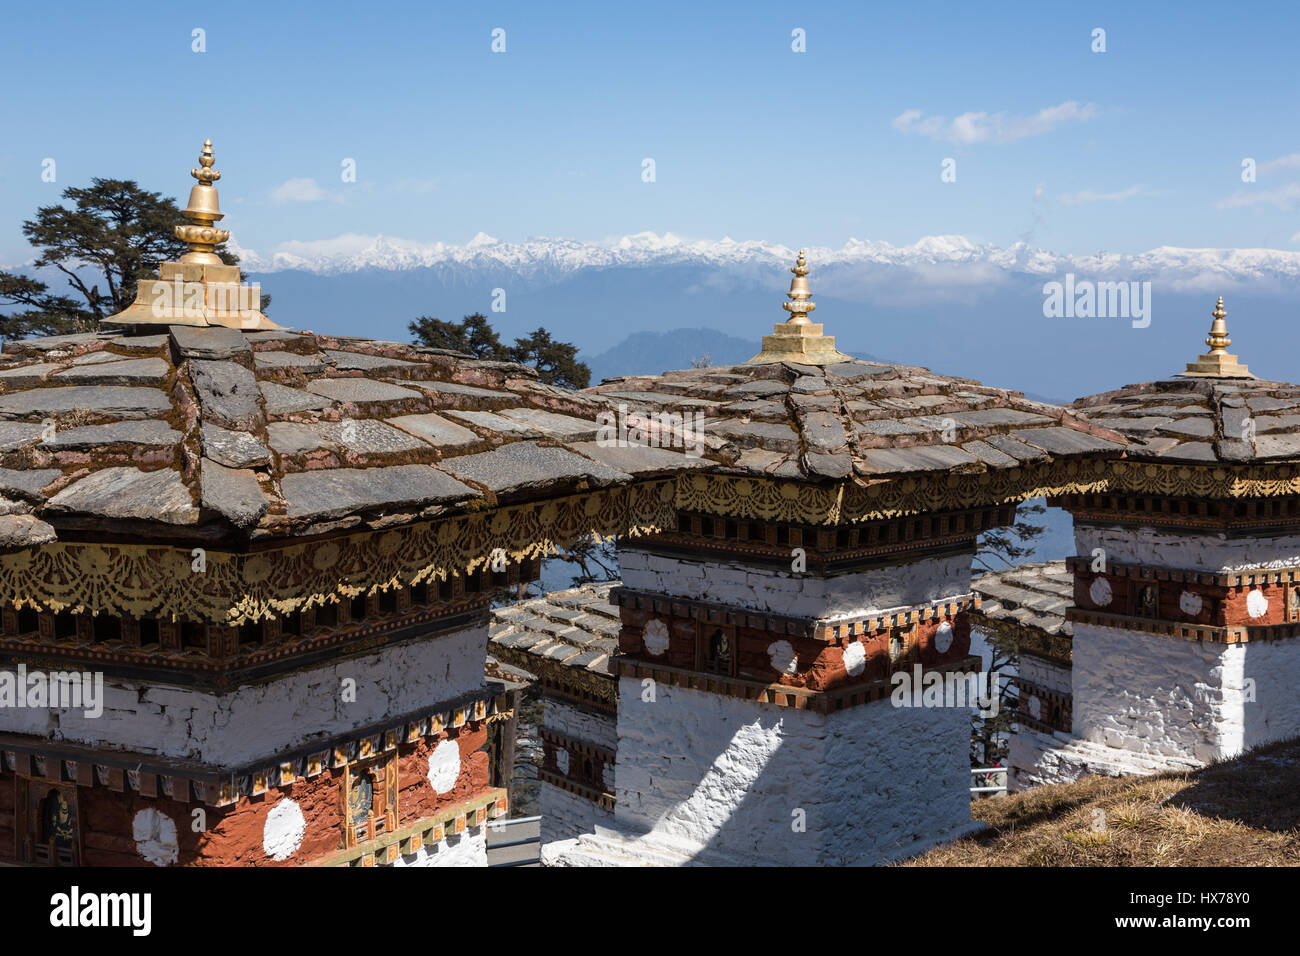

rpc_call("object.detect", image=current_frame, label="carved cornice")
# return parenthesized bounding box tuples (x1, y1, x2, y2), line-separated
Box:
(674, 460, 1112, 525)
(0, 480, 675, 625)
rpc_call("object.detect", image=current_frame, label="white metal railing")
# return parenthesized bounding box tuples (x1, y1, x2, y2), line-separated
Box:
(486, 815, 542, 867)
(969, 766, 1008, 796)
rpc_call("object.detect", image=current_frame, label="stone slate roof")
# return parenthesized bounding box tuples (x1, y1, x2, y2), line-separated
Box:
(489, 582, 621, 679)
(0, 327, 698, 547)
(1070, 376, 1300, 464)
(971, 561, 1072, 638)
(484, 653, 535, 692)
(589, 359, 1126, 482)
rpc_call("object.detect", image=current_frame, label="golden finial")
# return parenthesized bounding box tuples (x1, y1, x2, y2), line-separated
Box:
(1180, 295, 1254, 378)
(101, 140, 283, 331)
(781, 249, 817, 325)
(176, 138, 230, 265)
(748, 248, 850, 365)
(1205, 296, 1230, 352)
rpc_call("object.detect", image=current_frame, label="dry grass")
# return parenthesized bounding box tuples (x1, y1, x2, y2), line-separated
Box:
(905, 737, 1300, 867)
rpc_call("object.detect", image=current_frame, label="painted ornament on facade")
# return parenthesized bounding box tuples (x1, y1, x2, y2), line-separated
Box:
(263, 798, 306, 861)
(1179, 591, 1203, 617)
(642, 618, 670, 657)
(934, 621, 954, 654)
(1247, 588, 1268, 618)
(767, 640, 798, 676)
(555, 748, 570, 775)
(427, 738, 461, 794)
(1028, 695, 1042, 720)
(842, 640, 866, 676)
(132, 808, 179, 867)
(1088, 577, 1112, 607)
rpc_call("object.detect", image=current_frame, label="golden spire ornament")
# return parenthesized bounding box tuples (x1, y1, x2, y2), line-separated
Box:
(176, 139, 230, 265)
(101, 139, 282, 331)
(781, 250, 816, 324)
(1179, 296, 1254, 378)
(748, 249, 851, 365)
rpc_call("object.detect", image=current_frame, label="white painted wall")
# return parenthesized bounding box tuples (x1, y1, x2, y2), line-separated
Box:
(0, 624, 487, 766)
(545, 698, 618, 752)
(1075, 523, 1300, 572)
(598, 676, 972, 866)
(618, 547, 972, 622)
(1072, 622, 1300, 762)
(1020, 653, 1071, 694)
(541, 780, 614, 844)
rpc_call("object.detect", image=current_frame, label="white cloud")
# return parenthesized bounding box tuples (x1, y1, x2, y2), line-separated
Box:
(1260, 153, 1300, 174)
(272, 177, 329, 203)
(891, 100, 1097, 145)
(1059, 185, 1146, 206)
(1216, 183, 1300, 210)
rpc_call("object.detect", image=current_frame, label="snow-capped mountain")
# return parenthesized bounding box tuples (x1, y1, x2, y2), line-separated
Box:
(9, 232, 1300, 400)
(232, 231, 1300, 291)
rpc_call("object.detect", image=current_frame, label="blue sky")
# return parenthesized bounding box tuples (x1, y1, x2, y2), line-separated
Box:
(2, 0, 1299, 264)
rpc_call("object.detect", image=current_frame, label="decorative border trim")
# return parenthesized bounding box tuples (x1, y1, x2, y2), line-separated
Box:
(1067, 607, 1300, 645)
(489, 646, 615, 711)
(1065, 554, 1300, 589)
(674, 461, 1112, 525)
(0, 480, 675, 625)
(1014, 675, 1072, 735)
(538, 768, 615, 811)
(0, 685, 509, 807)
(314, 789, 508, 867)
(613, 586, 978, 643)
(972, 613, 1073, 664)
(613, 655, 982, 714)
(645, 503, 1014, 570)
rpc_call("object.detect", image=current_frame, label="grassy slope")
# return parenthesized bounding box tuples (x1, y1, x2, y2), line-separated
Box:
(906, 737, 1300, 866)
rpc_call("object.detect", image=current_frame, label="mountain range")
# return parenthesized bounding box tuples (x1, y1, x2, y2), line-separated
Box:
(11, 232, 1300, 400)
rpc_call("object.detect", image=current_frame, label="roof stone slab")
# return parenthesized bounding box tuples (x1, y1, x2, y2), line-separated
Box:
(972, 561, 1073, 643)
(52, 357, 171, 386)
(0, 321, 1135, 547)
(280, 464, 478, 521)
(489, 582, 622, 696)
(0, 385, 172, 420)
(46, 466, 198, 526)
(1071, 376, 1300, 465)
(590, 358, 1126, 484)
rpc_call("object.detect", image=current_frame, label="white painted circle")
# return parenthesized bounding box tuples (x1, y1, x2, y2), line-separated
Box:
(555, 748, 570, 776)
(1247, 589, 1268, 618)
(427, 739, 461, 794)
(934, 621, 954, 654)
(132, 808, 179, 867)
(1028, 695, 1042, 720)
(263, 798, 306, 862)
(1179, 590, 1203, 617)
(767, 639, 798, 675)
(843, 641, 866, 676)
(1089, 577, 1113, 607)
(642, 618, 669, 657)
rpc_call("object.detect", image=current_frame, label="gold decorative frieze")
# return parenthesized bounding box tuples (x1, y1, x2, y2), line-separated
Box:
(674, 458, 1300, 533)
(0, 481, 674, 624)
(674, 460, 1112, 526)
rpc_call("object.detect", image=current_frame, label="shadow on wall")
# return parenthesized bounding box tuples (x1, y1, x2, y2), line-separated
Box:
(613, 681, 971, 866)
